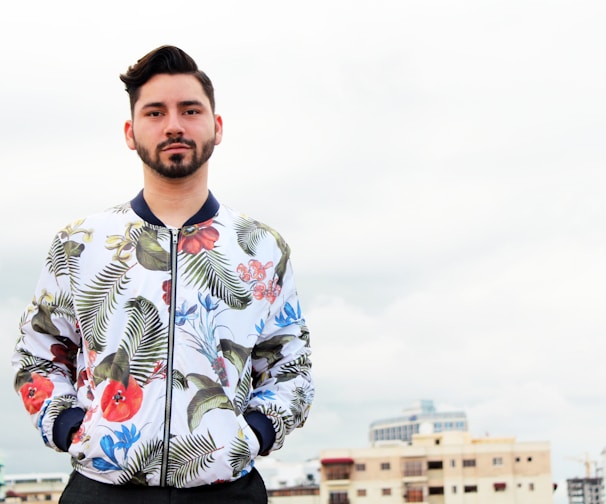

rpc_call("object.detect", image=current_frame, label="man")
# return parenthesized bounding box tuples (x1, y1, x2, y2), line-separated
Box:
(12, 45, 313, 504)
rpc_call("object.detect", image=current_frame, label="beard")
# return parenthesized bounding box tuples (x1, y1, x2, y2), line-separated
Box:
(135, 136, 216, 179)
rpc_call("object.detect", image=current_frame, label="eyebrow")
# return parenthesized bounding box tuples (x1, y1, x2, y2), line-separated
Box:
(140, 100, 206, 110)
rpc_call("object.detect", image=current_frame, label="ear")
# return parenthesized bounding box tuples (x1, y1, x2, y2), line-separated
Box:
(124, 120, 136, 151)
(214, 114, 223, 146)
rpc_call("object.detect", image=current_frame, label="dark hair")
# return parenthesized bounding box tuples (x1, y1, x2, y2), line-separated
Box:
(120, 45, 215, 113)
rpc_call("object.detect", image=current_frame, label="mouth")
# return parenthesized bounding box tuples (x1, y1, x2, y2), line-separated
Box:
(162, 143, 191, 153)
(159, 138, 196, 153)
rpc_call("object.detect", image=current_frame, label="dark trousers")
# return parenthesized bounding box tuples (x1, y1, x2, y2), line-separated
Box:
(59, 469, 268, 504)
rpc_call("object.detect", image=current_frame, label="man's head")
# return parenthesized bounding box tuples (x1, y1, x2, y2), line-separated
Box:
(122, 46, 222, 180)
(120, 45, 216, 115)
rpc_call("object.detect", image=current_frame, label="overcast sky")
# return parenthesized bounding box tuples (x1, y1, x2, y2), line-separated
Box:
(1, 1, 605, 502)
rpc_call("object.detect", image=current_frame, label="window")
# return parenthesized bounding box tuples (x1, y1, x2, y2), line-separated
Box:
(382, 488, 392, 496)
(493, 457, 503, 466)
(452, 486, 457, 494)
(380, 462, 391, 471)
(355, 463, 366, 471)
(494, 482, 506, 492)
(404, 461, 423, 477)
(527, 457, 533, 462)
(324, 465, 351, 480)
(268, 488, 319, 497)
(428, 486, 444, 495)
(357, 489, 367, 497)
(427, 460, 443, 470)
(450, 459, 456, 468)
(405, 487, 424, 502)
(463, 459, 476, 467)
(464, 485, 478, 493)
(515, 457, 520, 462)
(329, 492, 349, 504)
(529, 483, 534, 491)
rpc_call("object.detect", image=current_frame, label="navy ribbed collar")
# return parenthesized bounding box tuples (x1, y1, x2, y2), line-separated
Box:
(130, 189, 220, 228)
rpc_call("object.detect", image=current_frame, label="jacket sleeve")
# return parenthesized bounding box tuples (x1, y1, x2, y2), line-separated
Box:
(12, 232, 85, 451)
(248, 257, 314, 454)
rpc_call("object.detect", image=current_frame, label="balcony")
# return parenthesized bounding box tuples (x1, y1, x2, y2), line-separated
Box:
(322, 458, 354, 482)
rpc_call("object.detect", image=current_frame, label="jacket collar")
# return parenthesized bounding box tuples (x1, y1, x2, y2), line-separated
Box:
(130, 189, 220, 227)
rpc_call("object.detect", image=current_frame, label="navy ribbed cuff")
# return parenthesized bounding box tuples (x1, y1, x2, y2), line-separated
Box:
(245, 411, 276, 456)
(52, 407, 86, 452)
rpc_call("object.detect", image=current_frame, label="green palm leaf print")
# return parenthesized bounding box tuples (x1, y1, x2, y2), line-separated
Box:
(228, 434, 251, 477)
(166, 433, 220, 487)
(77, 262, 132, 352)
(181, 249, 250, 309)
(121, 297, 168, 386)
(116, 439, 163, 485)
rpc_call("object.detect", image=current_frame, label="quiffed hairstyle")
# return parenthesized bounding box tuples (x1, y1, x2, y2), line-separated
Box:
(120, 45, 216, 113)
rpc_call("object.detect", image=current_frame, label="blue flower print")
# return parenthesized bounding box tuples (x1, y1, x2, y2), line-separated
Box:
(275, 302, 303, 327)
(175, 302, 198, 326)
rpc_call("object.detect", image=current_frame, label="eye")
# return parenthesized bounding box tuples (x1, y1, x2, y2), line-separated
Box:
(184, 109, 200, 116)
(146, 111, 163, 117)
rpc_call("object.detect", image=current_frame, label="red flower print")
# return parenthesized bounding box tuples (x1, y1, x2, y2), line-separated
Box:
(100, 376, 143, 422)
(237, 263, 252, 282)
(77, 369, 88, 389)
(266, 279, 281, 304)
(237, 260, 273, 283)
(162, 279, 172, 305)
(249, 260, 273, 281)
(253, 282, 266, 301)
(51, 337, 79, 381)
(212, 356, 229, 386)
(178, 219, 220, 255)
(145, 361, 167, 385)
(20, 373, 54, 414)
(252, 279, 282, 304)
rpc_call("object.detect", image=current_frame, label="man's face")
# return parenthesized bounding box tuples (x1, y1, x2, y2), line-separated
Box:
(124, 73, 222, 179)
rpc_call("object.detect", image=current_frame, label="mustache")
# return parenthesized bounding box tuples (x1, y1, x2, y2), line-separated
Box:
(157, 137, 197, 150)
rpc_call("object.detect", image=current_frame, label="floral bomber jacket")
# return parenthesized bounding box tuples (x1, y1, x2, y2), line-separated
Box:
(12, 191, 313, 488)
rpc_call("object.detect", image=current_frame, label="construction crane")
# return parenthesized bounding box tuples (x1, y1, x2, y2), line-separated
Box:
(567, 453, 598, 478)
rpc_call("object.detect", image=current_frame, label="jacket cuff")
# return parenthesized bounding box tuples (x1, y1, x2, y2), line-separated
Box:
(245, 411, 276, 456)
(52, 407, 86, 452)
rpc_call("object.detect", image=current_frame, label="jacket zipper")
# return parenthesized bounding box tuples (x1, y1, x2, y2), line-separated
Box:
(160, 228, 179, 486)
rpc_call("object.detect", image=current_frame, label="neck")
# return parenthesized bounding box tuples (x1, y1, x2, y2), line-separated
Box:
(142, 165, 210, 228)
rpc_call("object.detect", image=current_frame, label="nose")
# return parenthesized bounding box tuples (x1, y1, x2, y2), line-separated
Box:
(164, 112, 184, 137)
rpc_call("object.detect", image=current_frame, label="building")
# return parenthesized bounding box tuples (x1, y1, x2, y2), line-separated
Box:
(256, 458, 321, 504)
(267, 485, 320, 504)
(370, 400, 468, 446)
(321, 431, 554, 503)
(4, 473, 69, 503)
(567, 477, 602, 504)
(0, 458, 4, 501)
(565, 451, 603, 504)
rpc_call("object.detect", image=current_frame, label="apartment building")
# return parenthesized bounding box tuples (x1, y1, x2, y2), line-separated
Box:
(567, 477, 603, 504)
(370, 400, 468, 446)
(320, 431, 554, 504)
(4, 473, 69, 503)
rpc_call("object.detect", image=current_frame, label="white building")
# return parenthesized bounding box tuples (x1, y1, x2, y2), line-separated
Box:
(256, 458, 320, 504)
(370, 400, 468, 446)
